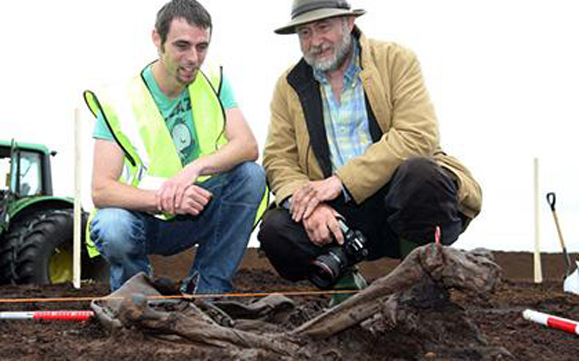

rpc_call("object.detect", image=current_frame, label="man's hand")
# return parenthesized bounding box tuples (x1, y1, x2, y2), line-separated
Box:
(156, 164, 201, 214)
(302, 204, 344, 246)
(291, 175, 343, 222)
(173, 185, 212, 216)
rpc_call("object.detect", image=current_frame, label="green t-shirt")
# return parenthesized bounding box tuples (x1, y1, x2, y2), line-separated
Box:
(93, 65, 238, 166)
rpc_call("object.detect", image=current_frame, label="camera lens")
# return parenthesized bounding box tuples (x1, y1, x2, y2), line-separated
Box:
(306, 220, 369, 290)
(307, 249, 347, 289)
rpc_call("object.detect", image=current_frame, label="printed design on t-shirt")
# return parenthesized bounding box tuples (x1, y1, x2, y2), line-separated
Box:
(167, 96, 196, 163)
(171, 118, 194, 161)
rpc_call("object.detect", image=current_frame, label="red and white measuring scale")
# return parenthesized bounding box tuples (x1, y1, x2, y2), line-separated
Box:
(0, 310, 93, 321)
(523, 309, 579, 336)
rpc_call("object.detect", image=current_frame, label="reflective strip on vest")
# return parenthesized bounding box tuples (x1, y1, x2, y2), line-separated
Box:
(85, 210, 99, 258)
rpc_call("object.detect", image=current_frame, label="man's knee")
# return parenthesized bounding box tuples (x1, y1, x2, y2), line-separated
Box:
(90, 208, 146, 260)
(231, 162, 266, 199)
(386, 157, 462, 245)
(397, 157, 440, 183)
(257, 208, 287, 252)
(235, 162, 265, 184)
(390, 157, 457, 197)
(258, 209, 311, 281)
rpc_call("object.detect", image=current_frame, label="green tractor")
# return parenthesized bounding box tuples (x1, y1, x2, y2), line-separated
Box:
(0, 139, 107, 285)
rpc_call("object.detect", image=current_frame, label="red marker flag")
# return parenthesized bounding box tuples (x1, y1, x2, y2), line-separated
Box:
(523, 309, 579, 335)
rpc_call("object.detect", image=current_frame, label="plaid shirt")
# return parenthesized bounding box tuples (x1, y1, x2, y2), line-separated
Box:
(313, 40, 372, 171)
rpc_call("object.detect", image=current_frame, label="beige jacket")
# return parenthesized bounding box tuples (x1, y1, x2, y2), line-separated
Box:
(263, 28, 482, 219)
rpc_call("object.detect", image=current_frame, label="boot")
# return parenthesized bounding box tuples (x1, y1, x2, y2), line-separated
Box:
(328, 268, 368, 308)
(399, 238, 420, 259)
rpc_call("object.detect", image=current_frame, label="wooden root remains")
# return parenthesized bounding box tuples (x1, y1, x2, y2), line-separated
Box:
(91, 245, 503, 358)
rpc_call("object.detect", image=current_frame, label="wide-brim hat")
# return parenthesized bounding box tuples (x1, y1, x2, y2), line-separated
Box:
(275, 0, 366, 35)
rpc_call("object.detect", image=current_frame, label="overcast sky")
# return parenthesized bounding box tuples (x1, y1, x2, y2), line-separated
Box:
(2, 0, 578, 252)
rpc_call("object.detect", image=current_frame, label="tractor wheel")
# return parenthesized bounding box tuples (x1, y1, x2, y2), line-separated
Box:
(0, 214, 37, 284)
(0, 221, 25, 284)
(3, 209, 84, 284)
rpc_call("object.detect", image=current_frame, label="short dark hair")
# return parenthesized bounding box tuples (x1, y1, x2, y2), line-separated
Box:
(155, 0, 212, 45)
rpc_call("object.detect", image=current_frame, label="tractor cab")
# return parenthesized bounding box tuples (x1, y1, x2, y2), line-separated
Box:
(0, 140, 54, 199)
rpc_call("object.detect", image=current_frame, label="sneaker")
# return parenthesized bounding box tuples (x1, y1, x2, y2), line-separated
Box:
(180, 272, 200, 295)
(328, 268, 368, 308)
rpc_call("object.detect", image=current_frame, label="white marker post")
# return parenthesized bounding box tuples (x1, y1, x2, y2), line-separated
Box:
(533, 158, 542, 283)
(73, 108, 82, 289)
(0, 311, 93, 322)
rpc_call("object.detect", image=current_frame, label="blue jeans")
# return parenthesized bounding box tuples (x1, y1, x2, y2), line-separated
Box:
(90, 162, 266, 293)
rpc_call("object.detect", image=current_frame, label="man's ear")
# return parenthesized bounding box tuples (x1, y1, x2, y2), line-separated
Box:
(347, 16, 356, 32)
(152, 29, 161, 49)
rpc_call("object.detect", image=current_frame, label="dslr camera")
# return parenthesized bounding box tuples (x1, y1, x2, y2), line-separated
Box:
(307, 218, 369, 290)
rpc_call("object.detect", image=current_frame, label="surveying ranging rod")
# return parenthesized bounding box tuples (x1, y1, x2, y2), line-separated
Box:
(523, 309, 579, 335)
(0, 310, 93, 321)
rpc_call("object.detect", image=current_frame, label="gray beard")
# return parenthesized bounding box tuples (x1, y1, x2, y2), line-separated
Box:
(305, 31, 353, 73)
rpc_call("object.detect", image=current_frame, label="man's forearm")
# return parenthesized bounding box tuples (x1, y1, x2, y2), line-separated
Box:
(190, 138, 258, 177)
(92, 180, 158, 212)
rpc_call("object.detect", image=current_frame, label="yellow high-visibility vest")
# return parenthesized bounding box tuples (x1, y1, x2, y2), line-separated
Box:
(84, 66, 227, 189)
(83, 65, 267, 257)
